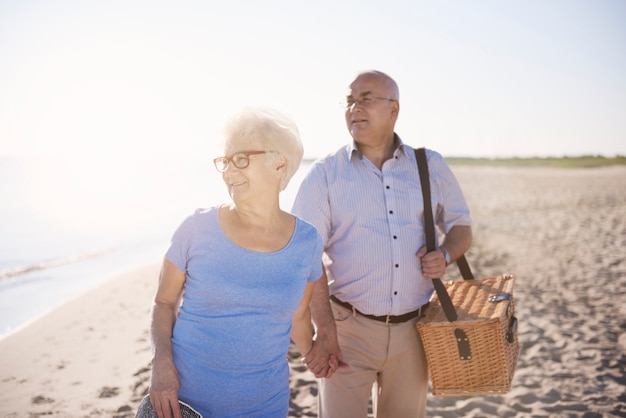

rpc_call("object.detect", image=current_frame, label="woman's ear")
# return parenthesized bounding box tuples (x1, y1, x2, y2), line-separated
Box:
(276, 154, 287, 171)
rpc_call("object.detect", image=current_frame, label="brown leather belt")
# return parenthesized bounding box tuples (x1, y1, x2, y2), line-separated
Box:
(330, 295, 429, 325)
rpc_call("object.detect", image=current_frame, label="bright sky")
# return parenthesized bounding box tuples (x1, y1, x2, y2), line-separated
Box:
(1, 0, 625, 159)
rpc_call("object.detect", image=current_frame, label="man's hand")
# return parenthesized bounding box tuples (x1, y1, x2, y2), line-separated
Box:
(417, 247, 447, 279)
(417, 225, 473, 279)
(303, 334, 349, 378)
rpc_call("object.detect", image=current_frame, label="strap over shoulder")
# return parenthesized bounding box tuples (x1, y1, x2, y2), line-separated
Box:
(414, 147, 474, 322)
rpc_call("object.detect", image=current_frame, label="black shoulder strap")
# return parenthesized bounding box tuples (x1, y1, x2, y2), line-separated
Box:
(415, 147, 474, 322)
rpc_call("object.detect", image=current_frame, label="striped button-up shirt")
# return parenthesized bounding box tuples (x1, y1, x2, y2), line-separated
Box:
(292, 137, 472, 316)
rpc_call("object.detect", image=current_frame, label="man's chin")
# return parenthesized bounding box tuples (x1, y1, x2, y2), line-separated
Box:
(350, 125, 367, 138)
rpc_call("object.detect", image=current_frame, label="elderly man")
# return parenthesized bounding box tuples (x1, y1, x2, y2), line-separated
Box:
(294, 70, 472, 417)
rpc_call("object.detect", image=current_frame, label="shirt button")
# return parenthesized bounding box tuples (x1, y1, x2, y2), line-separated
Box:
(393, 235, 397, 239)
(395, 264, 399, 268)
(386, 185, 390, 189)
(389, 210, 393, 214)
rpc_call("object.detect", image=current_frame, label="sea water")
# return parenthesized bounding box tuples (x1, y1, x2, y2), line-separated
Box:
(0, 156, 308, 339)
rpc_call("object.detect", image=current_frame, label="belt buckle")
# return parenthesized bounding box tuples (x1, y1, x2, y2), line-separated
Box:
(385, 314, 391, 325)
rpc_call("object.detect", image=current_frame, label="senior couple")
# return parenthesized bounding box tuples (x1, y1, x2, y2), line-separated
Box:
(142, 70, 472, 418)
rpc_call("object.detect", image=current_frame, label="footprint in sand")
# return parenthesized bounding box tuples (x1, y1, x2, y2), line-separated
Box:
(32, 395, 54, 404)
(98, 386, 120, 398)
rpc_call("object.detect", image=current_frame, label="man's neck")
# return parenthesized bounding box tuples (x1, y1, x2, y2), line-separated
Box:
(355, 133, 398, 169)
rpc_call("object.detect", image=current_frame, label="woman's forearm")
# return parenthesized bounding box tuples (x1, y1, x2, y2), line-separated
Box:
(291, 306, 313, 356)
(150, 301, 178, 362)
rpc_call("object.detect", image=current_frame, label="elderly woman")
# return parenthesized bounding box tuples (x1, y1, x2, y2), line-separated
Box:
(146, 108, 324, 417)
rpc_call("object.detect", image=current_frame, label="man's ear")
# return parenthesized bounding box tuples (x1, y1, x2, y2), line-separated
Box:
(391, 100, 400, 115)
(390, 101, 400, 122)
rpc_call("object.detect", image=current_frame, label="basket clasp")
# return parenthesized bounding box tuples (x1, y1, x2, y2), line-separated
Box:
(454, 328, 472, 360)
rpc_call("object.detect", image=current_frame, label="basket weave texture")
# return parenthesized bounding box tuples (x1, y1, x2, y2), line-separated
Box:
(416, 275, 520, 396)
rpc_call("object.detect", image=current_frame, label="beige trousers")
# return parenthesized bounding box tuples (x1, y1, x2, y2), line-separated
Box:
(318, 301, 428, 418)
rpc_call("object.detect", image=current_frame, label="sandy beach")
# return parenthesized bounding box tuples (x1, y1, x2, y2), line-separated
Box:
(1, 165, 625, 417)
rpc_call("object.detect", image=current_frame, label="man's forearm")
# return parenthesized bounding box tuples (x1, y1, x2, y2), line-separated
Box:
(310, 267, 337, 340)
(441, 225, 473, 262)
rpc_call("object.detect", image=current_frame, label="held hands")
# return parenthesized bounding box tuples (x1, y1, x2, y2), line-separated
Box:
(302, 336, 349, 378)
(417, 246, 447, 279)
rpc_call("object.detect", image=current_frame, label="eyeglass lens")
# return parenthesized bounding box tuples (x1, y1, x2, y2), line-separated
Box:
(214, 153, 256, 172)
(231, 154, 250, 169)
(342, 96, 394, 109)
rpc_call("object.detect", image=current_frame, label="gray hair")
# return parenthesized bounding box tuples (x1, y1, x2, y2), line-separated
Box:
(223, 107, 304, 191)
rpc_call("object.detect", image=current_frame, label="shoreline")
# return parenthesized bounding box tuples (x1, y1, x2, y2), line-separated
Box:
(0, 237, 169, 341)
(0, 264, 159, 418)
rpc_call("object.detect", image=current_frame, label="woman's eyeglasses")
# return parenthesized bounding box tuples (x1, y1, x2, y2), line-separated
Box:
(213, 151, 268, 173)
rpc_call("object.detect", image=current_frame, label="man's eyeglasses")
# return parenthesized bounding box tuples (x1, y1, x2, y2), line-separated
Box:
(213, 151, 268, 173)
(341, 96, 396, 110)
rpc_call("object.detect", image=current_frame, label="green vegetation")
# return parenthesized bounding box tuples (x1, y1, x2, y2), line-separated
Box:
(446, 155, 626, 168)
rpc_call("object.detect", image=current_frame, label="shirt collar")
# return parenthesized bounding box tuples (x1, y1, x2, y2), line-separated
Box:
(348, 133, 408, 162)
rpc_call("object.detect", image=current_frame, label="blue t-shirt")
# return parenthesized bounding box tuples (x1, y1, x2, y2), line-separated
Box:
(165, 206, 322, 417)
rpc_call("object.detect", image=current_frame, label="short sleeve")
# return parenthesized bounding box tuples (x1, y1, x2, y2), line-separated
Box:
(165, 213, 196, 272)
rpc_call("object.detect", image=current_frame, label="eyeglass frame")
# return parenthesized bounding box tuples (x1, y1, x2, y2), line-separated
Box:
(341, 96, 397, 110)
(213, 151, 269, 173)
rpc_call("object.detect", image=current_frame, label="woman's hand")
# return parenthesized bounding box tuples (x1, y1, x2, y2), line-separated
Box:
(303, 335, 349, 378)
(149, 259, 186, 418)
(149, 356, 182, 418)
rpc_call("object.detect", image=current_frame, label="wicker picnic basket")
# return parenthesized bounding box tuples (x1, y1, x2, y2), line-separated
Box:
(415, 274, 520, 396)
(414, 147, 520, 396)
